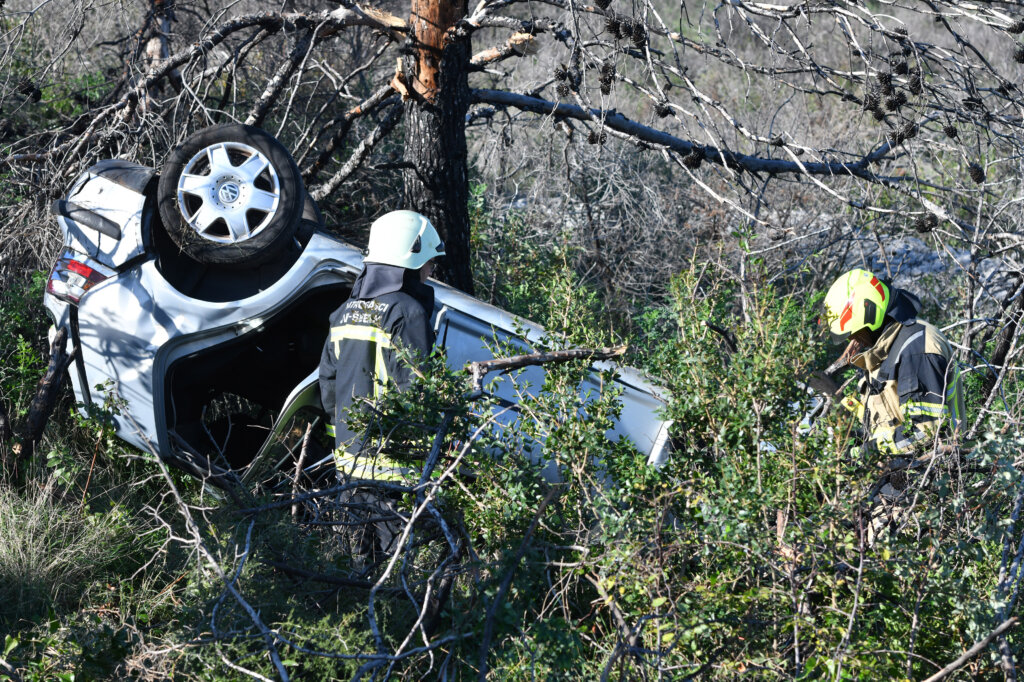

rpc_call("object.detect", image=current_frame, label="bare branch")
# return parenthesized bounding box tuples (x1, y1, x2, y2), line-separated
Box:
(922, 618, 1019, 682)
(468, 344, 627, 392)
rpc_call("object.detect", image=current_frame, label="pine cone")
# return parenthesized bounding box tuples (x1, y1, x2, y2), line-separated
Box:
(908, 70, 922, 95)
(654, 102, 671, 118)
(683, 149, 703, 169)
(914, 214, 938, 233)
(605, 17, 621, 36)
(1009, 19, 1024, 34)
(968, 163, 985, 184)
(556, 83, 571, 98)
(631, 22, 647, 47)
(595, 0, 612, 9)
(16, 78, 41, 103)
(943, 124, 958, 138)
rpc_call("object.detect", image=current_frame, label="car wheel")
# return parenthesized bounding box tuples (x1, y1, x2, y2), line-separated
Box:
(157, 124, 303, 266)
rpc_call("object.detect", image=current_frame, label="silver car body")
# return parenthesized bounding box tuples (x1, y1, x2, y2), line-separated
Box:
(44, 160, 673, 479)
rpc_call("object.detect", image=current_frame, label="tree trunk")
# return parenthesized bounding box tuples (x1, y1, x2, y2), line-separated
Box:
(403, 0, 474, 294)
(139, 0, 182, 108)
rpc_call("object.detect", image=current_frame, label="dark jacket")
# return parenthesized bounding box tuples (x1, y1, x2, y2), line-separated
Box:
(319, 263, 435, 452)
(851, 288, 964, 453)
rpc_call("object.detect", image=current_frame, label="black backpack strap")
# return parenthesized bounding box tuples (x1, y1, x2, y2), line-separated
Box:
(876, 321, 923, 383)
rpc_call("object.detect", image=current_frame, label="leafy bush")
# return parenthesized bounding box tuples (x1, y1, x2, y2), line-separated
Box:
(1, 249, 1021, 681)
(0, 273, 50, 423)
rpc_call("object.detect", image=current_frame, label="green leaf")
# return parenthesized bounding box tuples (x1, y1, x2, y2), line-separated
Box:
(3, 635, 17, 657)
(651, 596, 668, 609)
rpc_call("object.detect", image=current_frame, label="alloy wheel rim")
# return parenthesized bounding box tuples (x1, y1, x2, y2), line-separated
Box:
(176, 141, 281, 244)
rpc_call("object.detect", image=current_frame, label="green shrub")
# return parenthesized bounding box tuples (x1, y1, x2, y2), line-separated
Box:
(0, 272, 49, 423)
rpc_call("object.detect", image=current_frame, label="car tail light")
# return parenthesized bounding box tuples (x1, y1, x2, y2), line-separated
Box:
(46, 248, 115, 303)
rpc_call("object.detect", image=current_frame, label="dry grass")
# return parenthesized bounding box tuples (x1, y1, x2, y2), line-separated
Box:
(0, 482, 130, 627)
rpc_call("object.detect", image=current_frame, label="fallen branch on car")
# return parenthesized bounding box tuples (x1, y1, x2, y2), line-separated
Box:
(468, 344, 628, 393)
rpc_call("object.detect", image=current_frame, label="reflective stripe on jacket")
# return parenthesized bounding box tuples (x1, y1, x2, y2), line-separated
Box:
(318, 264, 435, 461)
(851, 314, 964, 454)
(330, 323, 393, 399)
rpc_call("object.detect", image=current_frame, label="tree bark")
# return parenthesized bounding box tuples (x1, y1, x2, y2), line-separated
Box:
(16, 327, 74, 480)
(142, 0, 182, 102)
(403, 0, 474, 294)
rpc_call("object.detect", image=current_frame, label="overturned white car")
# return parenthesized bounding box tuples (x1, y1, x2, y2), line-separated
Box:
(42, 125, 672, 486)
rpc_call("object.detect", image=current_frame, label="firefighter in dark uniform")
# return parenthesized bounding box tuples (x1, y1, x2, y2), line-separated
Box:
(319, 209, 445, 482)
(823, 268, 964, 455)
(822, 268, 965, 543)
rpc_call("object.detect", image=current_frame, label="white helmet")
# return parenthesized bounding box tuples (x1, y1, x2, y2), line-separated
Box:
(364, 210, 446, 270)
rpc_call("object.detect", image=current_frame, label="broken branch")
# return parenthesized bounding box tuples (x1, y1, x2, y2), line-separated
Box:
(468, 344, 627, 392)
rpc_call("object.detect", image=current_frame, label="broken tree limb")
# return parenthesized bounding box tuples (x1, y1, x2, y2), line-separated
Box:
(64, 8, 408, 162)
(467, 344, 627, 393)
(470, 33, 538, 67)
(17, 327, 75, 472)
(472, 88, 888, 180)
(244, 28, 316, 128)
(922, 617, 1018, 682)
(301, 83, 397, 181)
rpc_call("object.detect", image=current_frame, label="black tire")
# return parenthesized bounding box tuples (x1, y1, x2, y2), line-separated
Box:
(157, 124, 303, 266)
(302, 190, 324, 227)
(296, 190, 324, 245)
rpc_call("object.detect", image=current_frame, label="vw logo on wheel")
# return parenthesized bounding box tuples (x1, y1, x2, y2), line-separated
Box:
(218, 182, 241, 204)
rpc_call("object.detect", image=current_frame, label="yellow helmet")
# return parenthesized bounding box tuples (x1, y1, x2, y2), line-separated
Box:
(822, 269, 890, 344)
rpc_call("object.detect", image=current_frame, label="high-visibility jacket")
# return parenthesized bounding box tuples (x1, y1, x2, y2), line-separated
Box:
(849, 288, 964, 454)
(318, 263, 434, 478)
